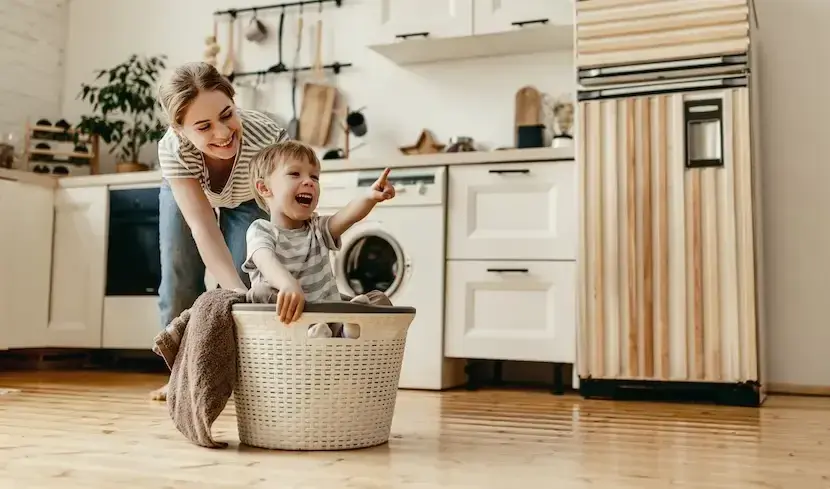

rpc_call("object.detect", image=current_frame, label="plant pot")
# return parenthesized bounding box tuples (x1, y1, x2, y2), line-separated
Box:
(116, 161, 149, 173)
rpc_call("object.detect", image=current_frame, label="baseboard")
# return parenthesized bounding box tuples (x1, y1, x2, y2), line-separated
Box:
(767, 382, 830, 397)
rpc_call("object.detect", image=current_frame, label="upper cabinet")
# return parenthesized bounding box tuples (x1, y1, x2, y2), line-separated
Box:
(373, 0, 474, 45)
(368, 0, 573, 65)
(474, 0, 574, 35)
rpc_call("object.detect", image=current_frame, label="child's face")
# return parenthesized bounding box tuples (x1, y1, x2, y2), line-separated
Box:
(264, 157, 320, 225)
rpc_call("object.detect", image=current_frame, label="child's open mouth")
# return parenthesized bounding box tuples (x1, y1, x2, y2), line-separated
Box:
(295, 193, 313, 207)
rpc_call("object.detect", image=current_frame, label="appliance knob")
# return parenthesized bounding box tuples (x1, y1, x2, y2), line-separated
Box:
(417, 182, 427, 195)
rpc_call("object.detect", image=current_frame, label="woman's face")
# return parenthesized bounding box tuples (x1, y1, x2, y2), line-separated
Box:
(178, 89, 242, 161)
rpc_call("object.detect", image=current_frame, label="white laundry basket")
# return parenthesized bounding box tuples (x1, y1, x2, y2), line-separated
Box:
(230, 301, 415, 450)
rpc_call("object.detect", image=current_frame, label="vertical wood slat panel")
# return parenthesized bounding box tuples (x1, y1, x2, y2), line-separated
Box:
(719, 90, 741, 383)
(641, 97, 654, 378)
(577, 99, 589, 379)
(603, 101, 620, 379)
(625, 98, 638, 378)
(577, 87, 758, 384)
(589, 102, 605, 378)
(734, 88, 758, 382)
(668, 95, 688, 381)
(654, 96, 670, 380)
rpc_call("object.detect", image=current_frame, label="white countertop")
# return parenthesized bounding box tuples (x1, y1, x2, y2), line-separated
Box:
(0, 146, 574, 189)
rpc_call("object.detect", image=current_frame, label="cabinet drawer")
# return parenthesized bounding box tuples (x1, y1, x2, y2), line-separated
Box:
(444, 260, 576, 363)
(576, 0, 750, 69)
(448, 161, 576, 260)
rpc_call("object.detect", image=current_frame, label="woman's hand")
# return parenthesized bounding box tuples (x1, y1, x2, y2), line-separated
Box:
(276, 281, 305, 324)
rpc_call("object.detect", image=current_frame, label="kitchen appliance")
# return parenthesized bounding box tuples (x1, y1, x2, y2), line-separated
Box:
(574, 0, 767, 406)
(102, 184, 164, 349)
(317, 167, 463, 390)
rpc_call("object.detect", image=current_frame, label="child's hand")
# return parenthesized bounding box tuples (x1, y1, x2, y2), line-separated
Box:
(276, 282, 305, 324)
(369, 167, 395, 202)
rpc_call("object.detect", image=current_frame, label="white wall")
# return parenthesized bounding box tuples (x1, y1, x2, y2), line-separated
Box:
(60, 0, 575, 173)
(754, 0, 830, 388)
(0, 0, 69, 141)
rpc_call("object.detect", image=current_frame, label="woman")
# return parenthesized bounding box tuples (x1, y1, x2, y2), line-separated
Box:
(152, 62, 289, 400)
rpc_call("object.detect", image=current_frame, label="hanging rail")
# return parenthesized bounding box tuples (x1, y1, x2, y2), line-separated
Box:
(227, 61, 352, 82)
(214, 0, 342, 17)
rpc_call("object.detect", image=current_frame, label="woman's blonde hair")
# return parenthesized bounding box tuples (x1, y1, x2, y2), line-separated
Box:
(249, 140, 320, 212)
(157, 62, 235, 129)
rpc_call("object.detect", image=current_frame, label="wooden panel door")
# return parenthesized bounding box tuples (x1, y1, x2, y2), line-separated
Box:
(575, 0, 751, 69)
(576, 85, 759, 384)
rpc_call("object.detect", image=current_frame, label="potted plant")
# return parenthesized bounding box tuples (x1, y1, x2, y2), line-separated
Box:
(76, 54, 168, 172)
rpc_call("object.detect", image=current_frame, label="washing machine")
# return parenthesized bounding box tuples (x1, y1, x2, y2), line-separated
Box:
(317, 166, 460, 390)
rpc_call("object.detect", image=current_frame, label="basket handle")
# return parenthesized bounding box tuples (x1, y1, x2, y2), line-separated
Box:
(233, 303, 415, 342)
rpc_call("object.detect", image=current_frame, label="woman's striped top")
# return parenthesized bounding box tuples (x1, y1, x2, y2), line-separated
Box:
(157, 108, 288, 209)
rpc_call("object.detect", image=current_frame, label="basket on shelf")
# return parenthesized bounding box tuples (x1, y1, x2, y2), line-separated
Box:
(230, 301, 416, 451)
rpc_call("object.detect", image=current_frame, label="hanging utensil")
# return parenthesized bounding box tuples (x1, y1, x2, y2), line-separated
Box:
(269, 9, 286, 74)
(287, 8, 304, 139)
(221, 16, 236, 78)
(298, 5, 336, 147)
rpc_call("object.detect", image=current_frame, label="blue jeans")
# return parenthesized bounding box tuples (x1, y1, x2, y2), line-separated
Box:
(157, 180, 268, 329)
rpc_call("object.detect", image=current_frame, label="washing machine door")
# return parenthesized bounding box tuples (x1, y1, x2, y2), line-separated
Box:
(333, 224, 407, 298)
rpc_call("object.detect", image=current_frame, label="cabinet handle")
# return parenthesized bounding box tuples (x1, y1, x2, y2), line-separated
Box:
(488, 169, 530, 174)
(487, 268, 529, 273)
(684, 99, 724, 169)
(395, 32, 430, 40)
(511, 19, 549, 28)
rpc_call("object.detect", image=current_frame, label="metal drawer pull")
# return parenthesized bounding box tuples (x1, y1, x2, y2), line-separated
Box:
(486, 268, 529, 273)
(488, 169, 530, 174)
(395, 32, 429, 40)
(512, 19, 549, 28)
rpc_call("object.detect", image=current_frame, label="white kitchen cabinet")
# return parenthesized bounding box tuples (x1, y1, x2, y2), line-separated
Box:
(0, 179, 54, 349)
(47, 186, 108, 348)
(473, 0, 574, 35)
(373, 0, 474, 45)
(444, 260, 576, 363)
(447, 161, 577, 261)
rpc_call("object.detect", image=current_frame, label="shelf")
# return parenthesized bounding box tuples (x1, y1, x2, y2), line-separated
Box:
(368, 23, 573, 66)
(30, 149, 94, 159)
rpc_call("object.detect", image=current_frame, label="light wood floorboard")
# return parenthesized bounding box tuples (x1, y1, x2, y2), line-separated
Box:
(0, 371, 827, 488)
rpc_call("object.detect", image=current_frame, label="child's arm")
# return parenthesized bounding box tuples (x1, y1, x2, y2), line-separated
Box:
(328, 167, 395, 240)
(250, 249, 306, 323)
(242, 220, 305, 323)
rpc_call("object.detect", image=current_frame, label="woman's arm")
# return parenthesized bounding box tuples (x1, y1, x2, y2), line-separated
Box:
(166, 178, 247, 291)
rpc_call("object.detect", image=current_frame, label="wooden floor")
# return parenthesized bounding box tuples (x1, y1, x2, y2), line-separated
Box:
(0, 372, 827, 488)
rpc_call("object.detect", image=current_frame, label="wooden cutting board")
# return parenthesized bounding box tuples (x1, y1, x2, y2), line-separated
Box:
(298, 18, 336, 147)
(514, 85, 542, 145)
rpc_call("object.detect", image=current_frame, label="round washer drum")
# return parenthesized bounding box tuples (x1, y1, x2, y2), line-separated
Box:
(334, 227, 408, 298)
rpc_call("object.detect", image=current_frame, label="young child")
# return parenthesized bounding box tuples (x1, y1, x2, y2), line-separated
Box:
(242, 140, 396, 337)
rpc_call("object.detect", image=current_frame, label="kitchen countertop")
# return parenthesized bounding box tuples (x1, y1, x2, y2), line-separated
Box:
(0, 146, 574, 189)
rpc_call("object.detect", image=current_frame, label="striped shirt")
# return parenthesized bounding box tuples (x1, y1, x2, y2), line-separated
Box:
(157, 108, 288, 208)
(242, 214, 341, 302)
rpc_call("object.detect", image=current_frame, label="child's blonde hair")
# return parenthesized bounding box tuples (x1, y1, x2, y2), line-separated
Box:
(249, 140, 320, 212)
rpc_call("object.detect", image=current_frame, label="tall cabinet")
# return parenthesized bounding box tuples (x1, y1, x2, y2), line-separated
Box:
(574, 0, 767, 406)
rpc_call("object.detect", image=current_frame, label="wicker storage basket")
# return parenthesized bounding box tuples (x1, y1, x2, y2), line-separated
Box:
(230, 301, 416, 450)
